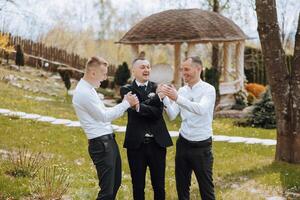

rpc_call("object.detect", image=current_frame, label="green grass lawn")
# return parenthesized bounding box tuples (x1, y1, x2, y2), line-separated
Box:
(0, 71, 299, 199)
(1, 116, 299, 200)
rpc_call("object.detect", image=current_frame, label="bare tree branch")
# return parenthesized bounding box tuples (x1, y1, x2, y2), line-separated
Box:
(220, 0, 230, 11)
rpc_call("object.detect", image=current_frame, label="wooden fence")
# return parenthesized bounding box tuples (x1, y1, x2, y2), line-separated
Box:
(0, 32, 116, 80)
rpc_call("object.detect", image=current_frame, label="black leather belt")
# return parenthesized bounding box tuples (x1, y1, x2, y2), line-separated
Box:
(144, 137, 154, 144)
(88, 133, 115, 144)
(179, 134, 212, 148)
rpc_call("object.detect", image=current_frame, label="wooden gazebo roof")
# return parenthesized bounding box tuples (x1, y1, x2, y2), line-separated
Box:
(118, 9, 247, 45)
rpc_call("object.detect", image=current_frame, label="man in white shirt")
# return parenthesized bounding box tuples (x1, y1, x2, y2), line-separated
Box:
(72, 56, 139, 200)
(158, 56, 216, 200)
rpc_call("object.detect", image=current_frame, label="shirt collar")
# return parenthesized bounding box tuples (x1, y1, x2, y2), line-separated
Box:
(135, 80, 148, 87)
(81, 78, 95, 89)
(187, 79, 202, 90)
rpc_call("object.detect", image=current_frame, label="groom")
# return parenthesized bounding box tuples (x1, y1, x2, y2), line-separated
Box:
(120, 58, 173, 200)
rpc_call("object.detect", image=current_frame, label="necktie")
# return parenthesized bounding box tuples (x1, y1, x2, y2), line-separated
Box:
(139, 85, 146, 91)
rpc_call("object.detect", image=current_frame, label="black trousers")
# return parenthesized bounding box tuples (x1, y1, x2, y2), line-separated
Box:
(175, 135, 215, 200)
(88, 134, 121, 200)
(127, 140, 167, 200)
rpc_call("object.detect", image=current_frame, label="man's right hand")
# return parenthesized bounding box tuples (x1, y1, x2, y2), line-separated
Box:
(156, 84, 167, 100)
(124, 92, 139, 107)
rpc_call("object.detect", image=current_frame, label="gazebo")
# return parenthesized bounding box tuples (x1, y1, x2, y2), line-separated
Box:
(117, 9, 247, 108)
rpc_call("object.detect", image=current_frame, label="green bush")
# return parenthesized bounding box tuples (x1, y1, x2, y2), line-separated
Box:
(100, 79, 109, 89)
(58, 70, 71, 91)
(236, 87, 276, 129)
(114, 62, 130, 86)
(15, 44, 24, 67)
(204, 68, 219, 95)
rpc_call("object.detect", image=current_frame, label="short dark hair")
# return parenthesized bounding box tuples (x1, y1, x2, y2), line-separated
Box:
(186, 56, 202, 66)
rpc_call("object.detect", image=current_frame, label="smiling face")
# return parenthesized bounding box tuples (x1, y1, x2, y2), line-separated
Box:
(84, 56, 108, 88)
(132, 59, 151, 83)
(181, 58, 202, 86)
(91, 64, 108, 87)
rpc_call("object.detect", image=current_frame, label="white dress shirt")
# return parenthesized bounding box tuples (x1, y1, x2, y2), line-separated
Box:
(163, 80, 216, 141)
(135, 80, 148, 87)
(134, 80, 153, 137)
(72, 79, 130, 139)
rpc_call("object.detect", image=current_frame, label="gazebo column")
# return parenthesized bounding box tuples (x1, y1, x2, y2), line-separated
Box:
(223, 43, 232, 82)
(218, 42, 235, 109)
(173, 43, 181, 87)
(235, 41, 245, 90)
(187, 42, 196, 57)
(130, 44, 139, 79)
(131, 44, 139, 61)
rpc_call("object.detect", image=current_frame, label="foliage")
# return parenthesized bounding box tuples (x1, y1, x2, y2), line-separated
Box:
(30, 165, 70, 199)
(249, 87, 276, 129)
(232, 90, 248, 110)
(15, 44, 25, 67)
(114, 62, 130, 86)
(100, 79, 109, 89)
(0, 34, 14, 52)
(58, 70, 71, 90)
(6, 147, 44, 178)
(237, 87, 276, 129)
(245, 83, 266, 98)
(247, 92, 256, 105)
(204, 67, 219, 95)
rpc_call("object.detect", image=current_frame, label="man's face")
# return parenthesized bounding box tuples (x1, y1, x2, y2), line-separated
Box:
(132, 60, 151, 83)
(92, 65, 107, 87)
(181, 58, 201, 85)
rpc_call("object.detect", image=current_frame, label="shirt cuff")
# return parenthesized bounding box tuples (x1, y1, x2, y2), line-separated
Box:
(163, 96, 171, 106)
(121, 100, 131, 109)
(176, 95, 186, 106)
(136, 104, 140, 112)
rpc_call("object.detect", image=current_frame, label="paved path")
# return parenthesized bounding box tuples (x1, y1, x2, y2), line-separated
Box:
(0, 108, 276, 146)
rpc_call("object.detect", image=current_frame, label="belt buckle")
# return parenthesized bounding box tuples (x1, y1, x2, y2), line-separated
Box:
(144, 137, 153, 144)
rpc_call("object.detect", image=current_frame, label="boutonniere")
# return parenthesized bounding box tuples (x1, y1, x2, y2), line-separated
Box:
(148, 92, 156, 98)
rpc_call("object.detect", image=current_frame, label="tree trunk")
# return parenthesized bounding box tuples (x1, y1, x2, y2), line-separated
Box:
(212, 0, 220, 71)
(256, 0, 300, 163)
(289, 13, 300, 162)
(212, 0, 221, 103)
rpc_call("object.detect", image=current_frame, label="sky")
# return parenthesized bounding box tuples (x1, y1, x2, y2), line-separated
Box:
(0, 0, 299, 43)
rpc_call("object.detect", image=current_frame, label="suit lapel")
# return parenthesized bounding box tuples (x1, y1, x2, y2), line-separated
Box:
(145, 82, 152, 94)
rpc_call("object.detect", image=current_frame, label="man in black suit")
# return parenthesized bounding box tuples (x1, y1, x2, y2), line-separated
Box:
(120, 58, 173, 200)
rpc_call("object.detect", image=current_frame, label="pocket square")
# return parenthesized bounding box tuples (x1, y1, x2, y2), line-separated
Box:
(148, 92, 156, 98)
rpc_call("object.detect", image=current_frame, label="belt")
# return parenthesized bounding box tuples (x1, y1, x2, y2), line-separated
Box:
(143, 137, 155, 144)
(88, 133, 115, 144)
(179, 134, 212, 148)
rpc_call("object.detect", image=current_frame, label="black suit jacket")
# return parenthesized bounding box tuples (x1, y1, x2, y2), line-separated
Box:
(120, 80, 173, 149)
